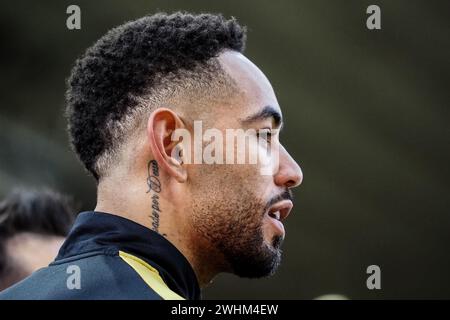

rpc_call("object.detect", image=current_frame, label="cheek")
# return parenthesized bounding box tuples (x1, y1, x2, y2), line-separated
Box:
(187, 147, 275, 217)
(256, 142, 281, 177)
(189, 163, 268, 209)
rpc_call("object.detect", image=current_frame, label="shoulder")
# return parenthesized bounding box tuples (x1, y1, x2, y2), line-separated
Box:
(0, 252, 162, 300)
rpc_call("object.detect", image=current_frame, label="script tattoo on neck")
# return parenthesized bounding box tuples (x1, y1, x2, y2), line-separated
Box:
(147, 160, 161, 232)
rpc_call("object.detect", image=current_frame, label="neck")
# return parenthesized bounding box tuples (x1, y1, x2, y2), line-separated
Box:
(95, 177, 219, 288)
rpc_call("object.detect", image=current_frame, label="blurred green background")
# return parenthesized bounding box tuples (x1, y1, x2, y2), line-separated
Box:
(0, 0, 449, 299)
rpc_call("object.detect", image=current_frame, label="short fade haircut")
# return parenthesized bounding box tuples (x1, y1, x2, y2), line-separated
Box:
(66, 12, 247, 180)
(0, 188, 75, 289)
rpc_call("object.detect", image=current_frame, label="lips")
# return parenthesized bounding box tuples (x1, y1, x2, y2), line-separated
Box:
(267, 199, 293, 222)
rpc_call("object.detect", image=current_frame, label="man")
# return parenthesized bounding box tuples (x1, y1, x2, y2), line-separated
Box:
(0, 189, 75, 291)
(0, 12, 302, 299)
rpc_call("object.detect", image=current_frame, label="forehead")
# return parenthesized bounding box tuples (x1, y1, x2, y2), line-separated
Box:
(217, 51, 281, 125)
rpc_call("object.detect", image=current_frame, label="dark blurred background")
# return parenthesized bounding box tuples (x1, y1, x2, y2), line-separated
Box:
(0, 0, 449, 299)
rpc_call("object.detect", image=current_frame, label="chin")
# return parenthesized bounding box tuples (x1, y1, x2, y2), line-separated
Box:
(228, 236, 284, 279)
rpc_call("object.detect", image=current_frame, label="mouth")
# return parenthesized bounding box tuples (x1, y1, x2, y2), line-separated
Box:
(267, 200, 293, 222)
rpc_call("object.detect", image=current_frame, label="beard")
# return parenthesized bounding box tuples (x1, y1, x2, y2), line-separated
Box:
(190, 186, 288, 278)
(224, 224, 284, 278)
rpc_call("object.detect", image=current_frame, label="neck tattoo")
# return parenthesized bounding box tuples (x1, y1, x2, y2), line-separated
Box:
(147, 160, 161, 232)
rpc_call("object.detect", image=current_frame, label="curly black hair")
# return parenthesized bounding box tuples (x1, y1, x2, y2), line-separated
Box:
(66, 12, 247, 180)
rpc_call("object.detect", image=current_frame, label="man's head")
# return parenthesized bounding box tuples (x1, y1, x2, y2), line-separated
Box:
(0, 189, 75, 290)
(67, 12, 302, 284)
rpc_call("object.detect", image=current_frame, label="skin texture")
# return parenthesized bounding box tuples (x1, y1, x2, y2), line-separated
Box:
(95, 51, 303, 287)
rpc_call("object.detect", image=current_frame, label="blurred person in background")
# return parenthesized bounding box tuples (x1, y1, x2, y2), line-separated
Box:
(0, 188, 75, 291)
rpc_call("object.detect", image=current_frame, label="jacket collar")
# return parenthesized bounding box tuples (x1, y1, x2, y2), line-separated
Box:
(56, 211, 200, 300)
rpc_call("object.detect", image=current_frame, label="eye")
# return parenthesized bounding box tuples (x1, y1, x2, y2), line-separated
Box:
(256, 128, 273, 143)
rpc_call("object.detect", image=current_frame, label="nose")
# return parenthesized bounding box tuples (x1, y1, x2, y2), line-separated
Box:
(274, 145, 303, 189)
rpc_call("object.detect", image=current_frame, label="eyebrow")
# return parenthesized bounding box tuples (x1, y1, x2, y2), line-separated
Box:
(241, 105, 283, 129)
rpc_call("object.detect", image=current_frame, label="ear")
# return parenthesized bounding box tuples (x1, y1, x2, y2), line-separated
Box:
(147, 108, 187, 183)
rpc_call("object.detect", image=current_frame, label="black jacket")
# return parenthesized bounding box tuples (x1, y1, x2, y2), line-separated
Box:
(0, 211, 201, 300)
